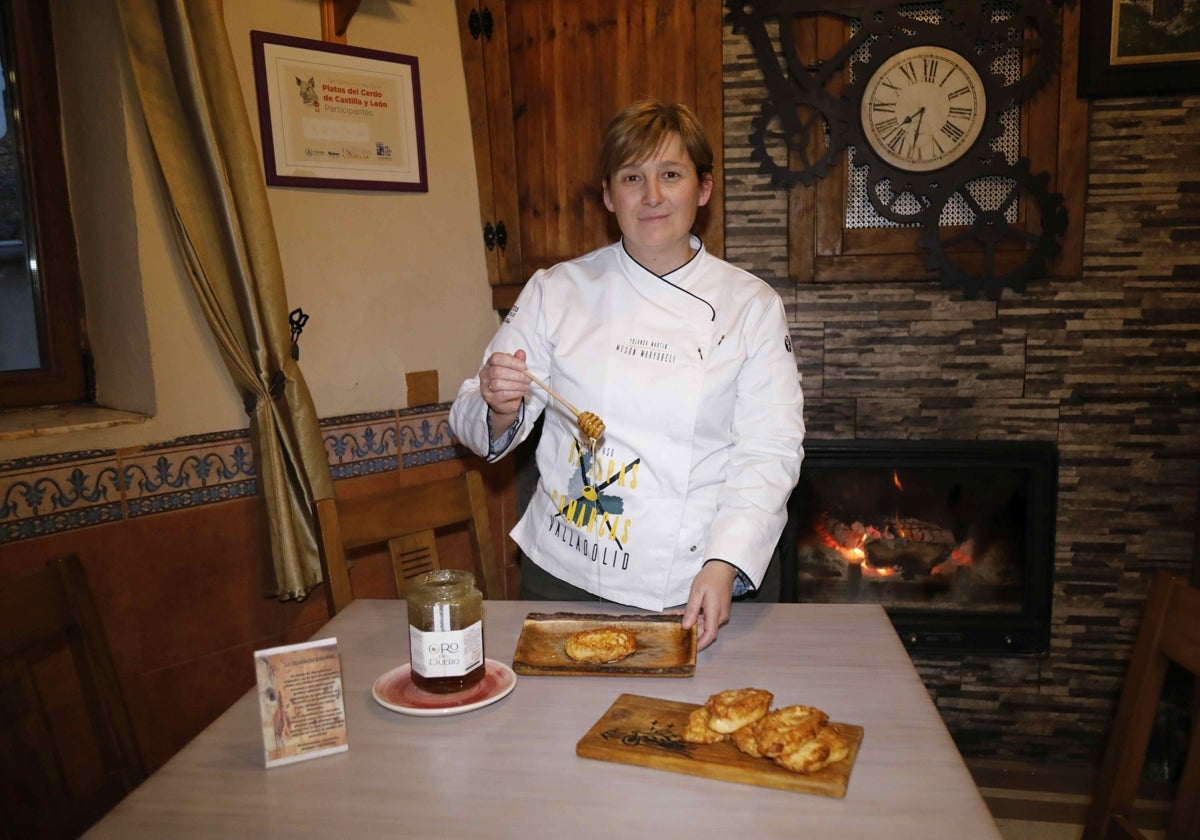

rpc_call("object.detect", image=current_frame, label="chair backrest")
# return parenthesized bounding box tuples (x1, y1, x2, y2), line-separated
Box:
(314, 470, 502, 615)
(1083, 569, 1200, 840)
(0, 555, 146, 838)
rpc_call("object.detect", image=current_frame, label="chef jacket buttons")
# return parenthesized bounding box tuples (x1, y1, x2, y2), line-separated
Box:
(690, 545, 697, 551)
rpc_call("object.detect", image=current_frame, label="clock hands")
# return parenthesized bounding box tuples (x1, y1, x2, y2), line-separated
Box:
(898, 106, 925, 129)
(909, 107, 925, 139)
(904, 108, 933, 163)
(877, 106, 928, 163)
(898, 107, 927, 155)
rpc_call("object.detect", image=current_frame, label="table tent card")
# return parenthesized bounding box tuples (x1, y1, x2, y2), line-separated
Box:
(254, 637, 348, 767)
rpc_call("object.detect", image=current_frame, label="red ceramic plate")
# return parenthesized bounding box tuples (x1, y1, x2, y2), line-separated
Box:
(372, 658, 517, 716)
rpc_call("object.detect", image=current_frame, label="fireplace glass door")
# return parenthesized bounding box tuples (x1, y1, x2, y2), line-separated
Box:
(781, 441, 1057, 655)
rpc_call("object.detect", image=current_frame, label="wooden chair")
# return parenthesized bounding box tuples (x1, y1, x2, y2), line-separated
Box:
(1083, 569, 1200, 840)
(315, 470, 503, 615)
(0, 555, 146, 839)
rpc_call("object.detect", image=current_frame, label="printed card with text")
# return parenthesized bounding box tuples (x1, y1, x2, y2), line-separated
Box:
(254, 637, 348, 767)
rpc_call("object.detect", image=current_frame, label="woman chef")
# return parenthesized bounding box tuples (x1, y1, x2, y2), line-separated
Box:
(449, 99, 805, 651)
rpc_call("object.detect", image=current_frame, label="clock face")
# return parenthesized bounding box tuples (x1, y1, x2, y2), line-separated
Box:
(860, 45, 987, 174)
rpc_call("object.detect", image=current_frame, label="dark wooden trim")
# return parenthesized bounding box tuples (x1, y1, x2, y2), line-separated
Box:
(319, 0, 361, 44)
(0, 0, 87, 408)
(786, 7, 1086, 290)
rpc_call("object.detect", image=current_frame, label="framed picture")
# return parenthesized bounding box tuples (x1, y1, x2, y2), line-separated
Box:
(1079, 1, 1200, 97)
(250, 31, 428, 191)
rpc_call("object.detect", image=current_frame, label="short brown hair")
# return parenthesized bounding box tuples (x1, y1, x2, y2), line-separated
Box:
(598, 99, 714, 185)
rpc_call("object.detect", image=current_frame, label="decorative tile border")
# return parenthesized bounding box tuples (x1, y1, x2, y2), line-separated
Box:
(322, 411, 399, 480)
(397, 408, 464, 468)
(0, 404, 459, 544)
(0, 449, 125, 544)
(121, 430, 258, 518)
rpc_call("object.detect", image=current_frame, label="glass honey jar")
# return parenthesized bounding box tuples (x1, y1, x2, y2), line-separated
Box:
(406, 569, 485, 694)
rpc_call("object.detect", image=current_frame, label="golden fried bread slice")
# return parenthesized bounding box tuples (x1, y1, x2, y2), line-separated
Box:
(772, 723, 849, 774)
(815, 723, 850, 764)
(768, 720, 844, 772)
(752, 705, 829, 758)
(564, 627, 638, 663)
(773, 737, 832, 774)
(704, 687, 774, 734)
(681, 707, 729, 744)
(731, 721, 764, 757)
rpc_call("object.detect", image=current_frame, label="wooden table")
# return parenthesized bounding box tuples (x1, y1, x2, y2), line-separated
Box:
(88, 600, 1002, 838)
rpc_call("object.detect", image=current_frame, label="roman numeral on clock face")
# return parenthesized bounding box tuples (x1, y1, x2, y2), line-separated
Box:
(940, 121, 966, 142)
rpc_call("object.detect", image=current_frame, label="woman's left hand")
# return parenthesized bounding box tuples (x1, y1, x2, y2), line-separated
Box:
(681, 561, 736, 651)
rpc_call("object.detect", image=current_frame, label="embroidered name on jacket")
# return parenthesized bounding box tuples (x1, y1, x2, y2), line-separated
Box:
(615, 335, 677, 364)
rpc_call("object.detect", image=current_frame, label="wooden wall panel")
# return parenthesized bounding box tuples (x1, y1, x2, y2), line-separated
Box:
(0, 431, 518, 773)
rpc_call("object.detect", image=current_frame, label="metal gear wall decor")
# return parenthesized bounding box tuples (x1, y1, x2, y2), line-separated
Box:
(726, 0, 1076, 299)
(916, 158, 1068, 299)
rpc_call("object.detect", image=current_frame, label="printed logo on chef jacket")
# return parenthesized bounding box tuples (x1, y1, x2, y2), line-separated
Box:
(784, 334, 793, 353)
(614, 335, 677, 365)
(503, 305, 520, 325)
(545, 440, 642, 574)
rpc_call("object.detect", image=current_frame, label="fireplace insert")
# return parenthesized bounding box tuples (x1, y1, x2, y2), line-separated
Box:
(780, 440, 1057, 655)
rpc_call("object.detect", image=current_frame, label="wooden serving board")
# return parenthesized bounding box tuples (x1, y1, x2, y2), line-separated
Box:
(512, 613, 696, 677)
(576, 694, 863, 797)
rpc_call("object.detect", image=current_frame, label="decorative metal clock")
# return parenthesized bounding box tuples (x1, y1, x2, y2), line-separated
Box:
(726, 0, 1075, 299)
(859, 45, 987, 173)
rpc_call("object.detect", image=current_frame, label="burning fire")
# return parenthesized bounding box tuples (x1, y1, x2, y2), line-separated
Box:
(931, 540, 974, 576)
(806, 469, 978, 581)
(813, 510, 975, 579)
(814, 520, 899, 578)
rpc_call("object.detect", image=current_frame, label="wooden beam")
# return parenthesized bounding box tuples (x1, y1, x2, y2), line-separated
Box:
(320, 0, 361, 44)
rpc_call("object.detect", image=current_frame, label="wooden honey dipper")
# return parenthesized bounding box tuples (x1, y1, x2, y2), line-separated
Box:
(522, 371, 605, 443)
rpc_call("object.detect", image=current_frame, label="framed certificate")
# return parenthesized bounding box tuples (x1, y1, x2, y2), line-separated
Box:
(251, 30, 428, 191)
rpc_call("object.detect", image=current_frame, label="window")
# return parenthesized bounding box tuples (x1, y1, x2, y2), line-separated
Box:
(0, 0, 88, 408)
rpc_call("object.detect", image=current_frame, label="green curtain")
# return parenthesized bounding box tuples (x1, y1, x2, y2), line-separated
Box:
(115, 0, 334, 599)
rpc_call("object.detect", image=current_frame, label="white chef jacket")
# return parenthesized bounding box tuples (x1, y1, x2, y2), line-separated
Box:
(449, 237, 805, 611)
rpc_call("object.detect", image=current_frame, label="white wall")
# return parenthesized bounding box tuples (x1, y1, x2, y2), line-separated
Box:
(226, 0, 499, 416)
(2, 0, 498, 460)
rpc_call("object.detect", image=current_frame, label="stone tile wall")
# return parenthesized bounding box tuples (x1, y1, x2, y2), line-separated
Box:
(724, 24, 1200, 766)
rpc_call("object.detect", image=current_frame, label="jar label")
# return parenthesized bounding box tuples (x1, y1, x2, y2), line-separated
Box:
(409, 620, 483, 678)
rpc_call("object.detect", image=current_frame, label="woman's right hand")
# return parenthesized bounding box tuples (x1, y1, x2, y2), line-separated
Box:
(479, 348, 530, 416)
